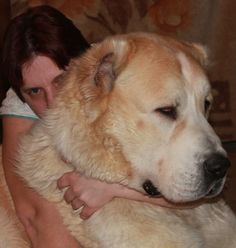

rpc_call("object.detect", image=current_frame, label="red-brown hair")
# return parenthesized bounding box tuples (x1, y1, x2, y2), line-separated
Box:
(1, 5, 90, 100)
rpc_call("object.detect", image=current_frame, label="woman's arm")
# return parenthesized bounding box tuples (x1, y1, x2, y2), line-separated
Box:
(58, 171, 196, 220)
(2, 116, 80, 248)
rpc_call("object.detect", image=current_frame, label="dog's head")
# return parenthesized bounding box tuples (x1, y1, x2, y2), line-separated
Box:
(50, 32, 230, 203)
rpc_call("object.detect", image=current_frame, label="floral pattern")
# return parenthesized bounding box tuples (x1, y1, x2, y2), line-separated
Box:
(10, 0, 194, 41)
(149, 0, 191, 34)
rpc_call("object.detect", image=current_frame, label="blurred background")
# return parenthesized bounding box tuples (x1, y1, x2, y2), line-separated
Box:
(0, 0, 235, 212)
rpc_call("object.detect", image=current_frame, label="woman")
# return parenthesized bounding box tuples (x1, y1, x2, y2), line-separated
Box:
(0, 5, 90, 247)
(0, 5, 176, 248)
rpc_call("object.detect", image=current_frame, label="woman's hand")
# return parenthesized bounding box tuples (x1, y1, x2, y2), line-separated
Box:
(57, 172, 201, 220)
(57, 172, 115, 219)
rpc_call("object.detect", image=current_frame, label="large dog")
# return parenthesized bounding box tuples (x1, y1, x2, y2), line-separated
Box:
(2, 32, 236, 247)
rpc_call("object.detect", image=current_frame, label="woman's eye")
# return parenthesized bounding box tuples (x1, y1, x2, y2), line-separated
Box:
(204, 99, 211, 112)
(155, 106, 177, 120)
(28, 88, 41, 95)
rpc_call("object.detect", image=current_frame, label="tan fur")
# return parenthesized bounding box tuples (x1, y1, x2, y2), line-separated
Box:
(0, 32, 236, 247)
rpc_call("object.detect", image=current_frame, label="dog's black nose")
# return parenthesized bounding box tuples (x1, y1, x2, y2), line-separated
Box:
(204, 153, 230, 180)
(142, 180, 161, 197)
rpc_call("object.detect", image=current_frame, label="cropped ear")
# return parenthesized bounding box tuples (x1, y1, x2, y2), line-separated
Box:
(72, 35, 132, 119)
(88, 36, 131, 97)
(182, 41, 209, 68)
(94, 53, 116, 94)
(190, 43, 208, 68)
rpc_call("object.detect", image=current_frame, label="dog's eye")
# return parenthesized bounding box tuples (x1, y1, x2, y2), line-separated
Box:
(204, 99, 211, 112)
(155, 106, 177, 120)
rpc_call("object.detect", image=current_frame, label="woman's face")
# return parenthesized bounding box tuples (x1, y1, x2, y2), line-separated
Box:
(21, 55, 64, 117)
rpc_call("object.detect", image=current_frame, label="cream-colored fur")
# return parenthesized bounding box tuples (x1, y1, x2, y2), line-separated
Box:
(1, 32, 236, 247)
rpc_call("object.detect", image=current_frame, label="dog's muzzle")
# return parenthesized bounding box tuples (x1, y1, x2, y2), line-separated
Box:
(142, 180, 161, 197)
(142, 153, 230, 199)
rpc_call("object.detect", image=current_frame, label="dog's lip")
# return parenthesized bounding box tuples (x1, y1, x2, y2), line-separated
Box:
(205, 179, 224, 198)
(142, 180, 162, 197)
(142, 178, 224, 201)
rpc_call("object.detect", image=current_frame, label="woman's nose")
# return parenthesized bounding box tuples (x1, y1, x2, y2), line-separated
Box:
(46, 86, 57, 107)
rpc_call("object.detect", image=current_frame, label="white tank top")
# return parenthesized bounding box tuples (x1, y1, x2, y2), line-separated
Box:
(0, 88, 38, 120)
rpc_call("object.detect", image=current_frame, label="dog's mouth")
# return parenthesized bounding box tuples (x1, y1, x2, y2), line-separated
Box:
(142, 178, 225, 201)
(205, 179, 225, 198)
(142, 180, 162, 197)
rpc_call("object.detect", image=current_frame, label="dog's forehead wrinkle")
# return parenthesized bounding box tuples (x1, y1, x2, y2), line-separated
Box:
(182, 86, 210, 124)
(115, 67, 185, 114)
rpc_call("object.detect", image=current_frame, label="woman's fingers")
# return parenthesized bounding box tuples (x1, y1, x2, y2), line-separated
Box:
(63, 187, 78, 203)
(57, 171, 116, 219)
(71, 198, 85, 210)
(57, 171, 79, 189)
(80, 205, 97, 220)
